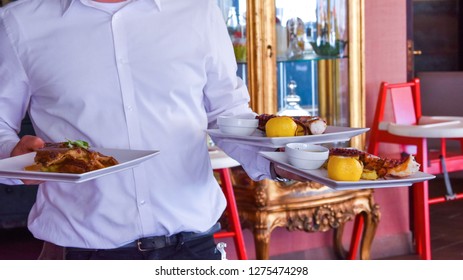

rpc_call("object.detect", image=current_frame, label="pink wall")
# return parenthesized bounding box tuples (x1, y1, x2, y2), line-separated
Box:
(365, 1, 408, 129)
(364, 0, 411, 246)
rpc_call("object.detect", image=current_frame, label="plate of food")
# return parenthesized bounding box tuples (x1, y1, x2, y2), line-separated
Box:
(259, 147, 435, 190)
(208, 114, 369, 148)
(0, 140, 160, 183)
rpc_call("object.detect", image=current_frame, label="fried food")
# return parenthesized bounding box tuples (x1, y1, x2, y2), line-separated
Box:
(328, 148, 420, 180)
(25, 142, 118, 174)
(256, 114, 327, 136)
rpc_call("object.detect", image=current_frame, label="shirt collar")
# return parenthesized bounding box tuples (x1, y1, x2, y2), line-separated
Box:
(60, 0, 161, 15)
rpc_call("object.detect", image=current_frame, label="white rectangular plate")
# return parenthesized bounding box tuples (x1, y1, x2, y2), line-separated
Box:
(259, 151, 436, 190)
(0, 148, 160, 183)
(207, 126, 369, 148)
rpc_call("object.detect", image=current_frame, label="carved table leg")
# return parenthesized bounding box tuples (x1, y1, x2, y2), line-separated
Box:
(333, 222, 347, 259)
(253, 228, 271, 260)
(359, 206, 380, 260)
(333, 208, 380, 260)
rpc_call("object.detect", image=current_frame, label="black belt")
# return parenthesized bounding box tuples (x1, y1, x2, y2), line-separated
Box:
(66, 223, 221, 252)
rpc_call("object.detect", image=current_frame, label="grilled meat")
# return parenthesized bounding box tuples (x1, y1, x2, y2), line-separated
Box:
(256, 114, 327, 135)
(329, 148, 420, 179)
(25, 142, 118, 174)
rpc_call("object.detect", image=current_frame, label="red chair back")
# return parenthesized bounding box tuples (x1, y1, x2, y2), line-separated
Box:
(390, 85, 419, 125)
(368, 78, 422, 155)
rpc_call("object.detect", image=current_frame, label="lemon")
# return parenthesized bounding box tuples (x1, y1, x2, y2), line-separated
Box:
(327, 155, 363, 181)
(265, 116, 298, 137)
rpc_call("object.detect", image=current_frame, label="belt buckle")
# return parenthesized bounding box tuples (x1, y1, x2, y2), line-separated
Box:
(137, 236, 168, 251)
(137, 240, 151, 252)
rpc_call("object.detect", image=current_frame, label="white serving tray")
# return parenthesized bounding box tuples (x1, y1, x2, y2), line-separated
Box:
(0, 148, 160, 183)
(259, 151, 435, 190)
(207, 126, 369, 148)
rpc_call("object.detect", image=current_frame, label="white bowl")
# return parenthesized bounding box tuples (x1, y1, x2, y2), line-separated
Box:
(287, 156, 328, 170)
(217, 114, 258, 136)
(217, 114, 258, 127)
(219, 124, 257, 136)
(285, 143, 330, 159)
(285, 143, 329, 170)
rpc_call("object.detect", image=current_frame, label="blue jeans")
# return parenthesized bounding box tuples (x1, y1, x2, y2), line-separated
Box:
(65, 235, 222, 260)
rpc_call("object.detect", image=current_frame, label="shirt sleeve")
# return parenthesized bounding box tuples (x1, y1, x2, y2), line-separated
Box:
(0, 12, 30, 159)
(203, 1, 274, 181)
(0, 178, 24, 185)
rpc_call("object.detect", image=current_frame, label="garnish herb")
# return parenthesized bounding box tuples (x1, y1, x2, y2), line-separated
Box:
(65, 139, 90, 149)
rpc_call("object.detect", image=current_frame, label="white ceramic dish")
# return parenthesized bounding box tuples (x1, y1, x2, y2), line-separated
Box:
(217, 114, 259, 136)
(217, 114, 258, 127)
(287, 156, 327, 170)
(219, 124, 257, 136)
(285, 143, 329, 159)
(207, 126, 370, 148)
(0, 148, 160, 183)
(285, 143, 329, 170)
(259, 151, 435, 190)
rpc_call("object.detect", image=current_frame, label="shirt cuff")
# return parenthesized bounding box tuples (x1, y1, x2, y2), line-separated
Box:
(0, 140, 18, 159)
(0, 178, 24, 185)
(269, 162, 290, 182)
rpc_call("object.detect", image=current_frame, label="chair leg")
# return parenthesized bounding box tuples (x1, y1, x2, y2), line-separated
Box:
(216, 168, 248, 260)
(347, 215, 364, 260)
(333, 210, 378, 260)
(414, 140, 432, 260)
(413, 180, 431, 260)
(358, 210, 379, 260)
(333, 215, 363, 260)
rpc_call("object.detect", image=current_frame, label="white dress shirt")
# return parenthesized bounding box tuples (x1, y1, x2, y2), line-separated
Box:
(0, 0, 272, 248)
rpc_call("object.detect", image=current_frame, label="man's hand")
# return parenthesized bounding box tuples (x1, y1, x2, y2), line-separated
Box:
(11, 135, 45, 185)
(11, 135, 45, 157)
(273, 163, 308, 182)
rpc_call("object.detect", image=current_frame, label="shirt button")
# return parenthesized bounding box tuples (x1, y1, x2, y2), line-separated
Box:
(140, 200, 145, 205)
(127, 105, 133, 111)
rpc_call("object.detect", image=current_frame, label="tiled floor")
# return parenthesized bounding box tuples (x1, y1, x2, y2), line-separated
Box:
(1, 177, 462, 260)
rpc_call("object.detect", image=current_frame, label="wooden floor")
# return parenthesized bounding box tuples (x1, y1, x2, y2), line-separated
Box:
(382, 176, 463, 260)
(1, 177, 462, 260)
(382, 198, 463, 260)
(427, 199, 463, 259)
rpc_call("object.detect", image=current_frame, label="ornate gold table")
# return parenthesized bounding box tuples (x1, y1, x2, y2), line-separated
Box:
(229, 167, 381, 260)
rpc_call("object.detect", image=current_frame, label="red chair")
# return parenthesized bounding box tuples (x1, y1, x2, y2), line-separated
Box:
(210, 150, 248, 260)
(367, 78, 463, 260)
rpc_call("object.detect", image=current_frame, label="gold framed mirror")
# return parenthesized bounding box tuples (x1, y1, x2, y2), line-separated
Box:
(245, 0, 365, 148)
